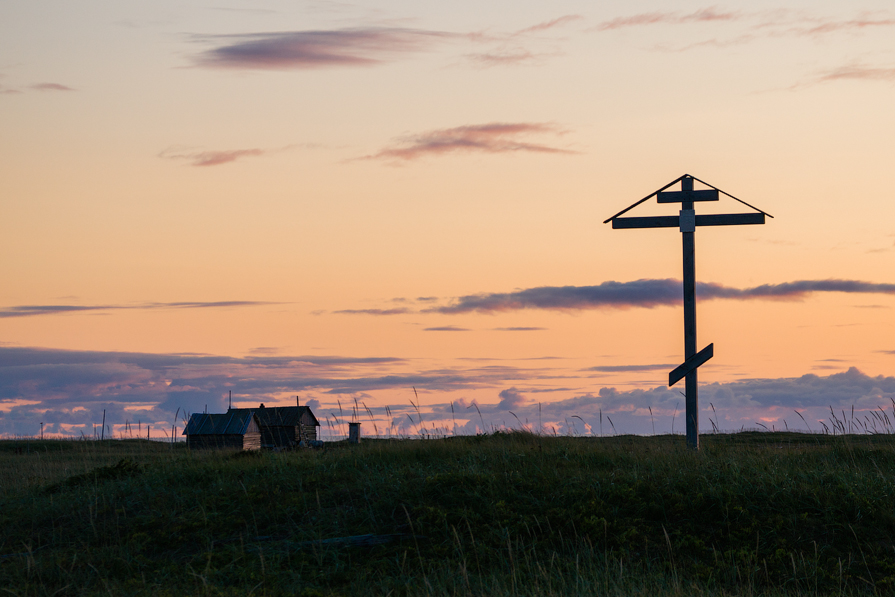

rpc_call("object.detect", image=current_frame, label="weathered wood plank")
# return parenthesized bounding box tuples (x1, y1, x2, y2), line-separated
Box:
(669, 343, 714, 387)
(657, 189, 719, 203)
(612, 216, 680, 229)
(680, 175, 699, 451)
(695, 213, 765, 226)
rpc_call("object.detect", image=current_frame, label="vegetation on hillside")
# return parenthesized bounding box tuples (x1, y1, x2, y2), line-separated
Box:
(1, 432, 894, 596)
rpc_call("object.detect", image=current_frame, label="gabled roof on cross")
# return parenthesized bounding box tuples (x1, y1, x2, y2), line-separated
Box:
(603, 174, 773, 224)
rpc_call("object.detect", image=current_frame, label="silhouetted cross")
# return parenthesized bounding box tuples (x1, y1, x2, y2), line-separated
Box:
(605, 174, 772, 450)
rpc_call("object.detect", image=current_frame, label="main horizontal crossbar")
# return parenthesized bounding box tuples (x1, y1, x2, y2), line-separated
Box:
(611, 213, 765, 229)
(657, 189, 719, 203)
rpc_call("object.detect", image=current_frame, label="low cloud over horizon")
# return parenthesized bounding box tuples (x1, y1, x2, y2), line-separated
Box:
(2, 345, 893, 438)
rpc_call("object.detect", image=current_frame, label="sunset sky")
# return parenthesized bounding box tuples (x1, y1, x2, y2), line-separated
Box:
(2, 0, 894, 439)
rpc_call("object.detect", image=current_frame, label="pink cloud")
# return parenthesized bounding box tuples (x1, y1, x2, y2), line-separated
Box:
(159, 147, 266, 167)
(514, 15, 583, 36)
(816, 64, 895, 82)
(30, 82, 75, 92)
(362, 123, 576, 162)
(464, 50, 538, 67)
(188, 149, 265, 167)
(596, 7, 739, 30)
(607, 8, 895, 48)
(797, 16, 895, 36)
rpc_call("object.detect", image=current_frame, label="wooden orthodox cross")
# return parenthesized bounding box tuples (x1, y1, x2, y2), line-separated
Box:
(604, 174, 771, 450)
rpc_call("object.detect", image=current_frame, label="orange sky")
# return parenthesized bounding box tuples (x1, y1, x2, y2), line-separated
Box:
(1, 0, 894, 438)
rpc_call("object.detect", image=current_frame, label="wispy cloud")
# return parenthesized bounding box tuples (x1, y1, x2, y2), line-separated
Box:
(464, 50, 542, 67)
(429, 279, 895, 314)
(192, 27, 452, 70)
(595, 7, 739, 31)
(814, 64, 895, 83)
(597, 8, 894, 35)
(513, 15, 584, 36)
(464, 14, 582, 67)
(160, 144, 323, 167)
(0, 301, 275, 319)
(1, 81, 75, 94)
(361, 122, 576, 162)
(207, 7, 277, 15)
(785, 15, 895, 36)
(248, 346, 282, 355)
(598, 8, 895, 56)
(159, 146, 266, 167)
(30, 82, 75, 92)
(586, 364, 677, 372)
(424, 326, 471, 332)
(0, 305, 113, 318)
(333, 308, 411, 315)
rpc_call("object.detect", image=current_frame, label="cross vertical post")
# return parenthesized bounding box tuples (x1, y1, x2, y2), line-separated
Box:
(680, 176, 698, 450)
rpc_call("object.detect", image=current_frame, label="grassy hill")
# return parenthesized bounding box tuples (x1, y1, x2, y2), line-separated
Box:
(2, 432, 894, 596)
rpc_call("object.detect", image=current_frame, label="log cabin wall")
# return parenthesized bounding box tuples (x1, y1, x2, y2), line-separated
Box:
(262, 426, 297, 448)
(228, 406, 320, 447)
(242, 430, 261, 451)
(299, 422, 317, 442)
(183, 411, 262, 450)
(187, 434, 249, 450)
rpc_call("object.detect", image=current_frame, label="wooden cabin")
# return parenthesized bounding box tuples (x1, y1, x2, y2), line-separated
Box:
(182, 411, 262, 450)
(227, 405, 319, 449)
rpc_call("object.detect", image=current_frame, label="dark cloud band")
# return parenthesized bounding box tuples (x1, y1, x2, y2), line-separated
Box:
(430, 279, 895, 314)
(193, 28, 451, 70)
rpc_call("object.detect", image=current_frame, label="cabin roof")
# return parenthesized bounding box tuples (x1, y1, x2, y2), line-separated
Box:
(183, 411, 260, 436)
(228, 406, 319, 428)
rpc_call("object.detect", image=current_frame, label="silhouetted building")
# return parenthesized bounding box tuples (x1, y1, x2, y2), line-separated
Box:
(183, 411, 261, 450)
(227, 405, 319, 448)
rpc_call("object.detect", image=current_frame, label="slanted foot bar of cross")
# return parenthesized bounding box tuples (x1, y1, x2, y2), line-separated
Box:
(669, 343, 714, 387)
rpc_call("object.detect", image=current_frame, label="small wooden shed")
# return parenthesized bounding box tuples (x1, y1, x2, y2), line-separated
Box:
(183, 411, 262, 450)
(227, 405, 319, 448)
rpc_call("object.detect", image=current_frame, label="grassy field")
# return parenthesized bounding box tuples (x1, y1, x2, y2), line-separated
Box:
(1, 432, 895, 596)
